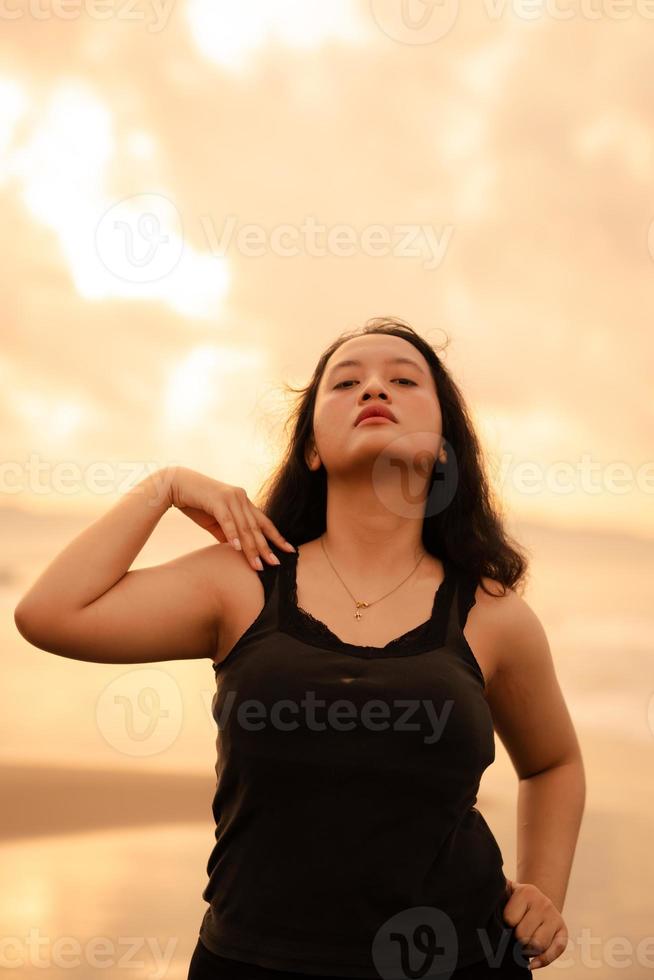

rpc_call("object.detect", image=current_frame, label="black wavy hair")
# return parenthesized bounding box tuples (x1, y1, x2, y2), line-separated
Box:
(252, 316, 529, 596)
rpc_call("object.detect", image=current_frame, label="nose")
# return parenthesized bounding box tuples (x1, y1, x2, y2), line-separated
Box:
(359, 380, 391, 401)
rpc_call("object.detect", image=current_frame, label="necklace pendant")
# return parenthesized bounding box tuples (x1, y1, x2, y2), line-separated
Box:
(354, 599, 369, 620)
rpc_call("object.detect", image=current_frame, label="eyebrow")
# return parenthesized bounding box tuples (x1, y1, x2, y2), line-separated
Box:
(327, 356, 426, 377)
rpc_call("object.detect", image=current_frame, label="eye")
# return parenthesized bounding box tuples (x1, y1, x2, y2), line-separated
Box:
(334, 378, 417, 389)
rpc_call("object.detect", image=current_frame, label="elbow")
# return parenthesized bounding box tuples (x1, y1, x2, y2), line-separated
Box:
(14, 600, 51, 647)
(14, 602, 87, 661)
(14, 601, 38, 643)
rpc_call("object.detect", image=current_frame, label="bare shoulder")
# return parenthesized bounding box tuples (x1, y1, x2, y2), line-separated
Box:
(461, 575, 518, 688)
(470, 575, 583, 778)
(469, 575, 530, 637)
(467, 574, 551, 676)
(200, 543, 268, 665)
(473, 575, 547, 668)
(158, 541, 263, 657)
(161, 540, 237, 600)
(183, 541, 259, 614)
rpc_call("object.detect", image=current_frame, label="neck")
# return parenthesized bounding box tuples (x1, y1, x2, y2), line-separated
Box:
(319, 474, 429, 579)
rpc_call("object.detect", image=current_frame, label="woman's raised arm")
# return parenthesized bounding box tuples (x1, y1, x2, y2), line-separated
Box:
(13, 466, 290, 665)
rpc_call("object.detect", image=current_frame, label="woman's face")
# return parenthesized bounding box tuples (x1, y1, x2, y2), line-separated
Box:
(308, 334, 444, 487)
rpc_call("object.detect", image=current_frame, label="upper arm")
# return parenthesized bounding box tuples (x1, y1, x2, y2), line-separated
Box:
(14, 543, 235, 665)
(482, 582, 583, 779)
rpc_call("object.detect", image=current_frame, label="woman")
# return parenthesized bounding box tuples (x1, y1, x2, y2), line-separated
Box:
(15, 317, 585, 979)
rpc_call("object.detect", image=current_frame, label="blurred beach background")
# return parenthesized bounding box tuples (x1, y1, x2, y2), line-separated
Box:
(2, 1, 653, 977)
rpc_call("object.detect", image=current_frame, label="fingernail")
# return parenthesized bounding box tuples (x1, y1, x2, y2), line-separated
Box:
(284, 541, 296, 551)
(232, 538, 241, 550)
(254, 557, 264, 570)
(268, 553, 281, 565)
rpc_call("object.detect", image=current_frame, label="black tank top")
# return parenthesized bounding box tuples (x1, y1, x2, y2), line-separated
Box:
(198, 543, 510, 979)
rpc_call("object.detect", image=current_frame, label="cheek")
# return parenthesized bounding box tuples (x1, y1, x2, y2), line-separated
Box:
(416, 391, 440, 415)
(315, 392, 349, 430)
(406, 394, 441, 429)
(310, 400, 329, 445)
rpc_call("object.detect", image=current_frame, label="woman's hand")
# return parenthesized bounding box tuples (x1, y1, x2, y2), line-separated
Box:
(502, 878, 569, 970)
(166, 466, 296, 570)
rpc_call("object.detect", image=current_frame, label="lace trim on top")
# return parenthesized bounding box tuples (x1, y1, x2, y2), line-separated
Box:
(278, 550, 456, 658)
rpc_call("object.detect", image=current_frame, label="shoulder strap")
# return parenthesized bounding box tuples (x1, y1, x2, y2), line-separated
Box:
(457, 567, 479, 632)
(257, 540, 290, 604)
(443, 563, 479, 646)
(442, 563, 486, 686)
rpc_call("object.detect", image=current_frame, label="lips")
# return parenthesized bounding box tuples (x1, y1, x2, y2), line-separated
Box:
(355, 405, 397, 425)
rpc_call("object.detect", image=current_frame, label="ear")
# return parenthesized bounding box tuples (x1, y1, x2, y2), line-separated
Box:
(305, 439, 322, 472)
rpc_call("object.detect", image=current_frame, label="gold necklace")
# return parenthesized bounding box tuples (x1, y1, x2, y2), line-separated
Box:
(319, 534, 428, 620)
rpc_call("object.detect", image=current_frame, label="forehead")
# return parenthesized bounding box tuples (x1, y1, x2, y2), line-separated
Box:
(324, 335, 429, 376)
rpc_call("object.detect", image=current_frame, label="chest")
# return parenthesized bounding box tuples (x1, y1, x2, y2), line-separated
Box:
(215, 565, 498, 689)
(295, 570, 437, 646)
(213, 636, 497, 777)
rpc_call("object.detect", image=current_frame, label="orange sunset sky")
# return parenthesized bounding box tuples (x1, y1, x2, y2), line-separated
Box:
(1, 0, 652, 540)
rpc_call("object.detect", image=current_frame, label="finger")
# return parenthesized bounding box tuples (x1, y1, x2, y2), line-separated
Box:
(228, 496, 268, 571)
(522, 917, 553, 957)
(517, 912, 546, 953)
(241, 504, 284, 567)
(208, 526, 228, 544)
(528, 927, 568, 970)
(251, 509, 296, 552)
(212, 503, 243, 553)
(503, 884, 538, 928)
